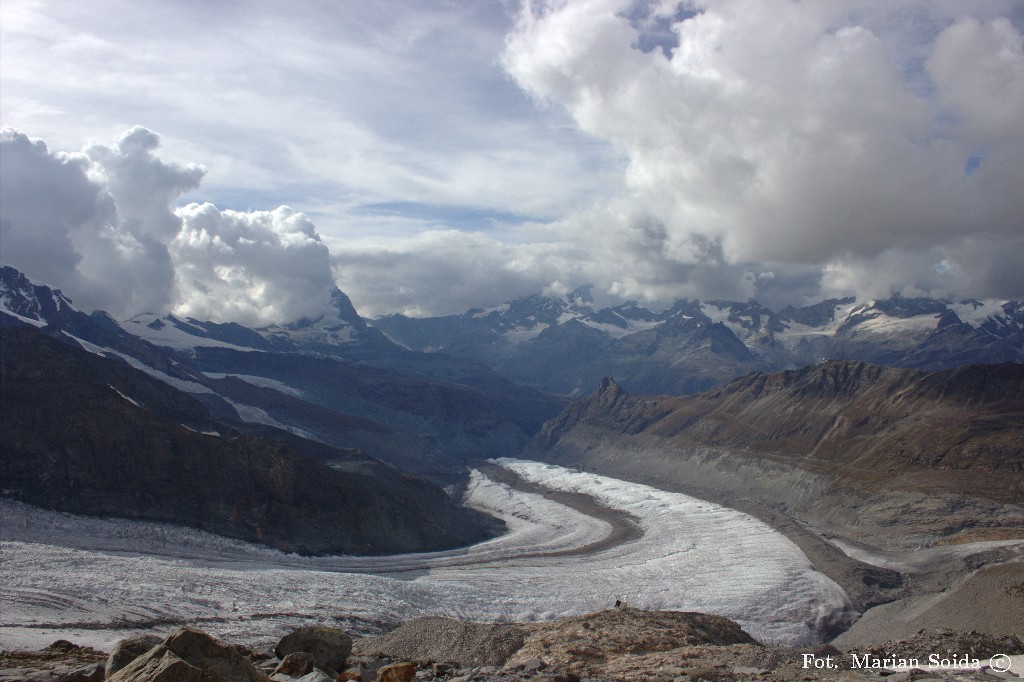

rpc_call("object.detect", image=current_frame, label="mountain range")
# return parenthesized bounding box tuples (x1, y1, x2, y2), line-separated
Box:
(3, 262, 1023, 568)
(373, 286, 1024, 395)
(7, 261, 1020, 406)
(2, 261, 1023, 655)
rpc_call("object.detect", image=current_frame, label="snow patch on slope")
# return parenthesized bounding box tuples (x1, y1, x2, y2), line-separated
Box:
(104, 350, 213, 394)
(853, 313, 941, 334)
(222, 399, 317, 440)
(774, 301, 860, 342)
(122, 314, 259, 351)
(107, 385, 139, 407)
(204, 373, 305, 398)
(949, 299, 1009, 327)
(0, 308, 46, 327)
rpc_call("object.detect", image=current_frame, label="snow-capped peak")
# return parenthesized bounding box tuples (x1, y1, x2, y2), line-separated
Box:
(0, 264, 76, 327)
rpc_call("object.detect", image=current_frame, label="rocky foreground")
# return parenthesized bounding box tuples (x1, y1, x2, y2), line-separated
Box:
(3, 609, 1023, 682)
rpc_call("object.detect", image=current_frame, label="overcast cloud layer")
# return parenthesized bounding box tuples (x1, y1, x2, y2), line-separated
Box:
(2, 0, 1023, 321)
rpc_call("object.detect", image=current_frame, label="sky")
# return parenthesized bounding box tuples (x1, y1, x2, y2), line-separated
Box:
(1, 0, 1023, 324)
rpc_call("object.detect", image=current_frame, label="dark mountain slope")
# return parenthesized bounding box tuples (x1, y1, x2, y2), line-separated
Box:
(1, 265, 564, 478)
(0, 327, 499, 555)
(192, 347, 539, 476)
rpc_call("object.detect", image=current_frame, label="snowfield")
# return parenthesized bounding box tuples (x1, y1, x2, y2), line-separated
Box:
(0, 460, 848, 652)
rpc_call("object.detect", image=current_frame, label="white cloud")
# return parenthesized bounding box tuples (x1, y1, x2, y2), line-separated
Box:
(928, 16, 1024, 144)
(1, 128, 335, 325)
(501, 0, 1024, 303)
(331, 228, 586, 318)
(3, 2, 1023, 321)
(0, 130, 99, 282)
(0, 127, 200, 316)
(172, 203, 335, 327)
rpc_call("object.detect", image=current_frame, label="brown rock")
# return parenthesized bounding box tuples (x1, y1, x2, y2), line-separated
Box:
(107, 648, 202, 682)
(686, 666, 730, 681)
(107, 634, 163, 678)
(46, 640, 82, 654)
(372, 662, 415, 682)
(108, 628, 268, 682)
(352, 616, 525, 667)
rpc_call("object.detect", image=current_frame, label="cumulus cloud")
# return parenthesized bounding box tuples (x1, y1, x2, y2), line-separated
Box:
(172, 203, 334, 327)
(329, 206, 767, 317)
(0, 130, 101, 282)
(1, 128, 336, 324)
(500, 0, 1024, 303)
(0, 127, 202, 315)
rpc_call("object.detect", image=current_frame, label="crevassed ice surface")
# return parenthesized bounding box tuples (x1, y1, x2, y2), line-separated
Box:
(0, 459, 848, 651)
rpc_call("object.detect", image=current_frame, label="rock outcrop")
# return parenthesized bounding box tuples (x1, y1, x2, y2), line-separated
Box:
(353, 617, 527, 668)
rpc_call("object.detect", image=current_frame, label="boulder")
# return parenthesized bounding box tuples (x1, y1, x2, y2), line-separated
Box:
(272, 652, 315, 678)
(107, 648, 201, 682)
(108, 628, 268, 682)
(57, 663, 105, 681)
(274, 627, 352, 674)
(106, 634, 163, 678)
(373, 662, 415, 682)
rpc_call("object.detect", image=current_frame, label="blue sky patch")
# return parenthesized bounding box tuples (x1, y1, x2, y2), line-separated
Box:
(353, 201, 550, 230)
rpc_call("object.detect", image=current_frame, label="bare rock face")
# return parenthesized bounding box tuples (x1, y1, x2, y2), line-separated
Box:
(108, 649, 201, 682)
(107, 628, 268, 682)
(505, 608, 757, 672)
(352, 608, 757, 679)
(274, 627, 352, 676)
(858, 629, 1024, 661)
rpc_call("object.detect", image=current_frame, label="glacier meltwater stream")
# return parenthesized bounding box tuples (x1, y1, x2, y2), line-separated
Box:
(0, 459, 849, 650)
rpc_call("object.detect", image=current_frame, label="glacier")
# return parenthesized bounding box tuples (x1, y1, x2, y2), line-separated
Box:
(0, 460, 848, 652)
